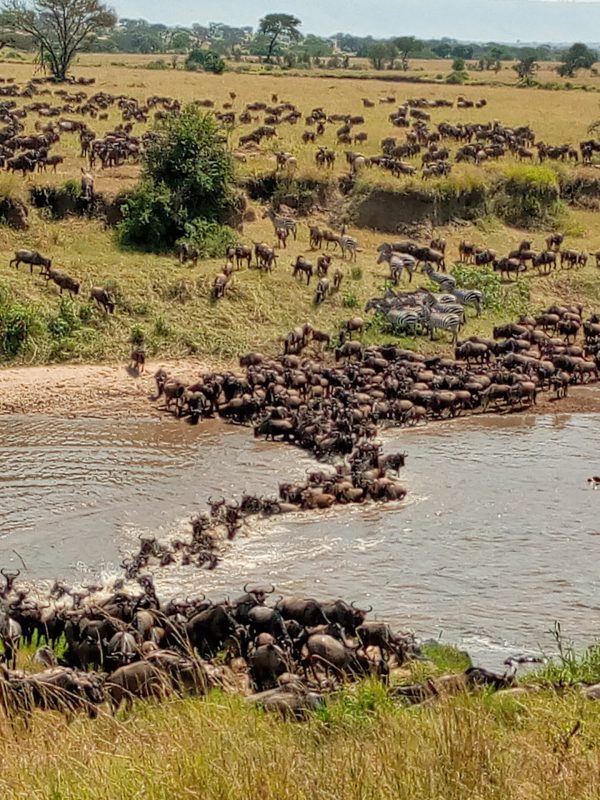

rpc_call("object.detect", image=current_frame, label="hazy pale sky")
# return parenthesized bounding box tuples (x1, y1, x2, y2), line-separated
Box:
(113, 0, 600, 42)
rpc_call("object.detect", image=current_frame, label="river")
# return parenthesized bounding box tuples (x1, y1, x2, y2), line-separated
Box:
(1, 403, 599, 665)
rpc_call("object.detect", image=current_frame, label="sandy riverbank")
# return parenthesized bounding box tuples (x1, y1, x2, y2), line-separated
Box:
(0, 359, 232, 418)
(1, 360, 600, 418)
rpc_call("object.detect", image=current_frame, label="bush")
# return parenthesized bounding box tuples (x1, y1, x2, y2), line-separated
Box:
(130, 325, 146, 346)
(119, 107, 235, 252)
(185, 49, 226, 74)
(451, 264, 503, 312)
(180, 219, 236, 259)
(446, 70, 467, 84)
(145, 59, 169, 71)
(47, 298, 81, 339)
(0, 294, 42, 358)
(119, 181, 179, 251)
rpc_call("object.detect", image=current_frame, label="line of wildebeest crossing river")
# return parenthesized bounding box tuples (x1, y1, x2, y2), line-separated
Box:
(0, 300, 599, 717)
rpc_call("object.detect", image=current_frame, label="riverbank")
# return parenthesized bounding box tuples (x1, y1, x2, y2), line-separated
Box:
(0, 358, 232, 418)
(2, 359, 600, 418)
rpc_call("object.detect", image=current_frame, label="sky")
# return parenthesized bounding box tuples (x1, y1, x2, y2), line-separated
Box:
(112, 0, 600, 43)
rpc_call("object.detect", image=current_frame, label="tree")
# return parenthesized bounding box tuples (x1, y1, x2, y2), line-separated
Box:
(367, 41, 394, 70)
(1, 0, 116, 80)
(513, 54, 538, 85)
(119, 106, 235, 251)
(170, 30, 191, 52)
(558, 42, 597, 77)
(257, 13, 301, 63)
(432, 41, 452, 59)
(185, 48, 225, 74)
(299, 34, 333, 59)
(451, 43, 473, 60)
(394, 36, 423, 70)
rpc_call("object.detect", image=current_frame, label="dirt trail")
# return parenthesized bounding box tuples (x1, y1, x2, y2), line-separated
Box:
(0, 359, 232, 418)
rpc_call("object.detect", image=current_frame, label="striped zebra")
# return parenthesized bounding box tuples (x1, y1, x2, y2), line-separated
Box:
(385, 307, 421, 335)
(451, 287, 483, 317)
(422, 262, 456, 290)
(339, 235, 358, 261)
(429, 301, 466, 323)
(421, 309, 462, 344)
(262, 208, 297, 240)
(377, 249, 416, 284)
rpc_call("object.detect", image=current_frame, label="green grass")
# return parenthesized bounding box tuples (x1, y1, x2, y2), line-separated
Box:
(3, 644, 600, 799)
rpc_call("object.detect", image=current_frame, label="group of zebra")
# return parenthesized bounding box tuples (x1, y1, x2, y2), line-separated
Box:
(366, 256, 484, 344)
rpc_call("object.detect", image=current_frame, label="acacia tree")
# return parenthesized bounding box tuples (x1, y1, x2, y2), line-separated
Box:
(558, 43, 597, 77)
(513, 54, 538, 85)
(257, 13, 301, 63)
(1, 0, 116, 80)
(394, 36, 423, 70)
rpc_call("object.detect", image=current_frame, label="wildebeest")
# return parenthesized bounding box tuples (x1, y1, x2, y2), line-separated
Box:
(45, 268, 80, 297)
(10, 249, 51, 274)
(90, 286, 116, 313)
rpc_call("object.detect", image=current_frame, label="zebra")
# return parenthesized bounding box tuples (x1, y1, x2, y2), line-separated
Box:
(339, 235, 358, 261)
(262, 208, 297, 240)
(422, 262, 456, 290)
(384, 308, 421, 336)
(377, 249, 416, 284)
(420, 309, 463, 344)
(451, 287, 483, 317)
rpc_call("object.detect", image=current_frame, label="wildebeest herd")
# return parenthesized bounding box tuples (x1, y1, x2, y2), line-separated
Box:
(2, 70, 600, 196)
(0, 567, 550, 721)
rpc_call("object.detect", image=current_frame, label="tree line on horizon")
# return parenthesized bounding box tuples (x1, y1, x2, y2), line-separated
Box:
(0, 2, 597, 82)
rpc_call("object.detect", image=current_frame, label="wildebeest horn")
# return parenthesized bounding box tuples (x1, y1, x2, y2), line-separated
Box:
(243, 582, 252, 593)
(265, 584, 275, 594)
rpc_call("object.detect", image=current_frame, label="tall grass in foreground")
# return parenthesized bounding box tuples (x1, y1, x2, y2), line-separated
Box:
(0, 685, 599, 800)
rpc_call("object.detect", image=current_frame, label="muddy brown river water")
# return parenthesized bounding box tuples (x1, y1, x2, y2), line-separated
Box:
(1, 402, 599, 664)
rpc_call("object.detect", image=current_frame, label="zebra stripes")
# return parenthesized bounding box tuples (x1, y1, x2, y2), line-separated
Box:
(263, 208, 298, 240)
(377, 249, 417, 284)
(385, 308, 421, 335)
(422, 262, 456, 290)
(421, 308, 463, 344)
(451, 288, 483, 317)
(339, 235, 358, 261)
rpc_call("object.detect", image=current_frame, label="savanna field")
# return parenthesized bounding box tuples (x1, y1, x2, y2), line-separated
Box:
(5, 51, 600, 800)
(2, 53, 600, 362)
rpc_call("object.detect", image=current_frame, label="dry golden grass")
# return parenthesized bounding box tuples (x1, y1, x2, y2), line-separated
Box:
(2, 56, 600, 193)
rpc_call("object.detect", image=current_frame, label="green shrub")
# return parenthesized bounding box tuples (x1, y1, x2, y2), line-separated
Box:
(451, 264, 502, 312)
(446, 70, 467, 84)
(130, 324, 146, 346)
(0, 298, 42, 358)
(342, 291, 359, 308)
(119, 106, 235, 252)
(47, 298, 81, 339)
(180, 219, 236, 259)
(185, 49, 226, 74)
(118, 181, 178, 251)
(145, 59, 169, 71)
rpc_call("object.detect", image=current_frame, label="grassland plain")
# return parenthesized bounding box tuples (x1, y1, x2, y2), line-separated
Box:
(1, 59, 600, 368)
(1, 640, 600, 800)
